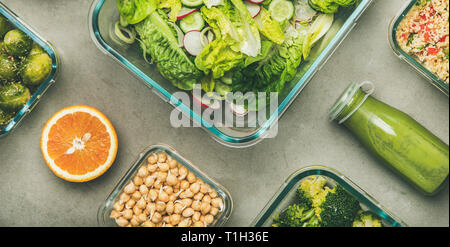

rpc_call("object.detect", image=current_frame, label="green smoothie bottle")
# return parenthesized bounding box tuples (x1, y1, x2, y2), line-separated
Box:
(329, 81, 449, 195)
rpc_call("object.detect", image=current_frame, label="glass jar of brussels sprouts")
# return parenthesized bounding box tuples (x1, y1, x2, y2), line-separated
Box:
(329, 81, 449, 195)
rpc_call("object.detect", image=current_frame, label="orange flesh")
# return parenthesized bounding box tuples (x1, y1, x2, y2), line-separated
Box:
(46, 112, 111, 175)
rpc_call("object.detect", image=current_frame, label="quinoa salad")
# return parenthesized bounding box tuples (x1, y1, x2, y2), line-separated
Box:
(396, 0, 449, 85)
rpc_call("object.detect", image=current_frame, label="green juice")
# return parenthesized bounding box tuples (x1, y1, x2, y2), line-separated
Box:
(331, 83, 449, 195)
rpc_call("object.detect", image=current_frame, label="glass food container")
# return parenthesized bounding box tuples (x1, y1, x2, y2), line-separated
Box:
(251, 166, 407, 227)
(0, 2, 60, 138)
(97, 144, 233, 227)
(89, 0, 373, 148)
(329, 81, 449, 195)
(388, 0, 449, 96)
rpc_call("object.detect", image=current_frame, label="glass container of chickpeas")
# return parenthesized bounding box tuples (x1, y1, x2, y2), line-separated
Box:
(97, 144, 233, 227)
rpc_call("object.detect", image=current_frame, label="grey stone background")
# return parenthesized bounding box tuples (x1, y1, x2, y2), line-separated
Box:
(0, 0, 448, 226)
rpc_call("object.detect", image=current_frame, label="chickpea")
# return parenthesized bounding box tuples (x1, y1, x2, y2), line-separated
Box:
(163, 216, 170, 224)
(144, 176, 155, 187)
(139, 184, 149, 194)
(178, 218, 191, 227)
(164, 224, 174, 227)
(193, 192, 204, 201)
(119, 193, 130, 203)
(157, 153, 167, 163)
(153, 180, 162, 189)
(146, 202, 156, 213)
(156, 201, 166, 212)
(179, 167, 188, 178)
(204, 214, 214, 225)
(158, 191, 169, 202)
(147, 164, 158, 173)
(192, 200, 201, 211)
(170, 168, 179, 176)
(200, 184, 210, 194)
(168, 159, 178, 169)
(142, 220, 155, 227)
(137, 213, 147, 223)
(149, 189, 158, 202)
(202, 195, 212, 204)
(190, 183, 201, 194)
(115, 217, 129, 227)
(182, 208, 195, 218)
(170, 214, 181, 225)
(124, 182, 136, 194)
(113, 201, 124, 211)
(181, 198, 192, 207)
(131, 191, 142, 201)
(166, 174, 177, 186)
(151, 212, 162, 224)
(122, 209, 133, 220)
(166, 201, 175, 214)
(133, 176, 143, 186)
(164, 186, 174, 195)
(192, 211, 201, 222)
(174, 203, 184, 214)
(110, 210, 121, 219)
(130, 216, 140, 227)
(180, 189, 194, 199)
(169, 194, 177, 202)
(147, 154, 158, 164)
(187, 172, 197, 183)
(210, 207, 219, 216)
(137, 166, 149, 177)
(209, 190, 218, 198)
(157, 172, 168, 182)
(133, 206, 142, 215)
(201, 202, 211, 215)
(159, 162, 170, 172)
(192, 221, 204, 227)
(211, 198, 223, 208)
(180, 180, 190, 190)
(125, 199, 136, 209)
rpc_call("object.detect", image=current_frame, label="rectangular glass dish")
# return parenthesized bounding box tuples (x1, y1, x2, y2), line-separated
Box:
(251, 166, 407, 227)
(97, 143, 233, 227)
(89, 0, 373, 148)
(388, 0, 449, 96)
(0, 2, 60, 138)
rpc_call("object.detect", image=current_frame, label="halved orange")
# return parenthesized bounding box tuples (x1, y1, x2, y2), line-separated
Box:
(40, 105, 118, 182)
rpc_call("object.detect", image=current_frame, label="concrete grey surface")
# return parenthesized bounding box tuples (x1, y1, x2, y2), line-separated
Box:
(0, 0, 448, 227)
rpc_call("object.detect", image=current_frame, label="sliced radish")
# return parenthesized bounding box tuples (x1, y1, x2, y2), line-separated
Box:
(230, 102, 248, 116)
(192, 92, 221, 110)
(183, 30, 207, 56)
(248, 0, 265, 4)
(177, 7, 198, 20)
(245, 1, 261, 18)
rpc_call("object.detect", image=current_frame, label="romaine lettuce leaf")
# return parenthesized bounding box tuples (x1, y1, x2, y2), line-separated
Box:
(117, 0, 157, 24)
(203, 0, 225, 8)
(302, 13, 333, 59)
(135, 11, 202, 90)
(158, 0, 182, 22)
(254, 8, 285, 45)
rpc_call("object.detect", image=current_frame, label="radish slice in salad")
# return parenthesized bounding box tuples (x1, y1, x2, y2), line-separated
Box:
(245, 1, 261, 18)
(230, 102, 249, 116)
(248, 0, 265, 4)
(183, 30, 208, 56)
(177, 7, 198, 20)
(192, 92, 221, 110)
(294, 0, 317, 23)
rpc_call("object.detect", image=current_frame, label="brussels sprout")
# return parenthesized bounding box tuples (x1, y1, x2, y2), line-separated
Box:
(29, 42, 45, 56)
(0, 107, 14, 127)
(0, 15, 12, 38)
(0, 54, 18, 82)
(0, 40, 6, 54)
(3, 29, 33, 57)
(20, 53, 52, 87)
(0, 83, 30, 112)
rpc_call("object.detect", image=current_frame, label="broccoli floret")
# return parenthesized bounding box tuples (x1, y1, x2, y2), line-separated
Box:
(297, 176, 328, 205)
(273, 204, 307, 227)
(318, 185, 361, 227)
(353, 210, 383, 227)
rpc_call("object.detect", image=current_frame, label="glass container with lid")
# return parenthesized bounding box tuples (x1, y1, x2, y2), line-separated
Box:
(329, 81, 449, 195)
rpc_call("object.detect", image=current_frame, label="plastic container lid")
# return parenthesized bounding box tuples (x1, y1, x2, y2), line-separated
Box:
(329, 81, 374, 124)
